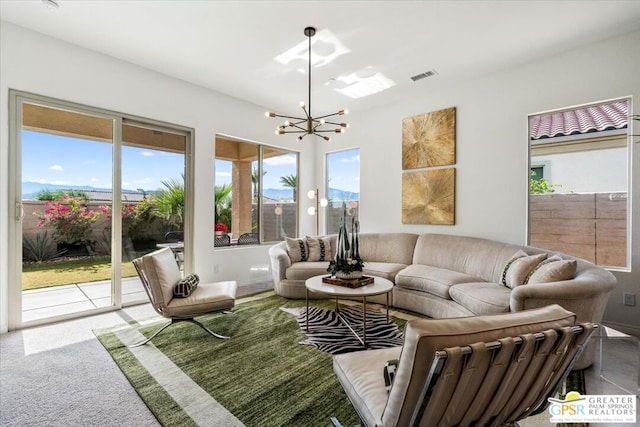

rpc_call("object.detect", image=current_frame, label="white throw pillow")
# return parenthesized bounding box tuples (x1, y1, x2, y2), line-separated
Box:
(285, 237, 309, 263)
(526, 255, 577, 284)
(306, 235, 332, 262)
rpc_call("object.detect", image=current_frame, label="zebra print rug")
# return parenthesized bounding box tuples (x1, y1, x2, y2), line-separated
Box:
(283, 305, 405, 354)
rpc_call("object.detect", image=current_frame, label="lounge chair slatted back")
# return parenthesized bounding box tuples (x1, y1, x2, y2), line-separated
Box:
(333, 304, 596, 427)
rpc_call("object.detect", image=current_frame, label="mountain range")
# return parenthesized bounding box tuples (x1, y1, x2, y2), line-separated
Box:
(22, 181, 359, 202)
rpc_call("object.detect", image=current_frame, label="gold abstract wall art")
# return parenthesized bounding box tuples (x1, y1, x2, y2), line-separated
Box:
(402, 168, 455, 225)
(402, 107, 456, 169)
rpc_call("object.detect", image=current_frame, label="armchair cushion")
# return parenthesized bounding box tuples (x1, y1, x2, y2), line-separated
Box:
(333, 347, 402, 426)
(165, 280, 236, 317)
(142, 247, 182, 307)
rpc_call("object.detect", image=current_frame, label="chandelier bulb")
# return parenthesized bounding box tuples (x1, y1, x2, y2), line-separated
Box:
(335, 128, 343, 133)
(297, 135, 304, 141)
(299, 101, 306, 108)
(323, 136, 331, 141)
(341, 123, 349, 128)
(319, 119, 325, 124)
(338, 109, 349, 115)
(265, 112, 275, 118)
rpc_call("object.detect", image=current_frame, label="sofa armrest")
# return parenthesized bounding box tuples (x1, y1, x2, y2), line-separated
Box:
(510, 272, 616, 323)
(268, 242, 291, 284)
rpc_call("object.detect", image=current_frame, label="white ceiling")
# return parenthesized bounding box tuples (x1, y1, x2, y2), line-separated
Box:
(2, 0, 640, 115)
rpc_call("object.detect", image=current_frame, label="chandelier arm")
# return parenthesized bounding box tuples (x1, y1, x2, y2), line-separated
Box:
(285, 119, 308, 126)
(288, 124, 308, 131)
(270, 113, 307, 121)
(280, 129, 308, 134)
(323, 120, 347, 126)
(313, 112, 343, 120)
(313, 132, 330, 141)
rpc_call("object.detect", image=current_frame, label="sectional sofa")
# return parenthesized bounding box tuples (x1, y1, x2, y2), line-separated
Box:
(268, 232, 616, 368)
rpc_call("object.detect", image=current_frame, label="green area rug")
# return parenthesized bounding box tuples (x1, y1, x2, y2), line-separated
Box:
(96, 293, 371, 427)
(96, 293, 587, 427)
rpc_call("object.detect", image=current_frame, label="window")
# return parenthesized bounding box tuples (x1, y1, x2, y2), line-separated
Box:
(325, 148, 360, 234)
(214, 135, 298, 245)
(528, 99, 630, 269)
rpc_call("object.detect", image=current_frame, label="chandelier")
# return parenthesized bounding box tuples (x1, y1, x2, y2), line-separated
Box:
(265, 26, 349, 141)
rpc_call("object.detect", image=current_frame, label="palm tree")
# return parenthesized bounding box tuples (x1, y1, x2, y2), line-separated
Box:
(252, 167, 266, 200)
(279, 174, 297, 201)
(155, 175, 185, 229)
(215, 184, 232, 228)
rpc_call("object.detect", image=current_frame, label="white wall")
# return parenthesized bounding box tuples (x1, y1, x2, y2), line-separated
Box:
(2, 22, 639, 333)
(533, 148, 627, 193)
(0, 22, 317, 333)
(325, 30, 640, 332)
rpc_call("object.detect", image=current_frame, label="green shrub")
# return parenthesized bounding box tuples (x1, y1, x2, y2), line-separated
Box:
(23, 231, 66, 262)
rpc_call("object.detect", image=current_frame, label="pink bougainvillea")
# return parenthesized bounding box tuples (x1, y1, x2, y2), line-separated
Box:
(35, 196, 106, 246)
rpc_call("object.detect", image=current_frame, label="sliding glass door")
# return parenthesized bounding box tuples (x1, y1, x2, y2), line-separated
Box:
(9, 91, 191, 329)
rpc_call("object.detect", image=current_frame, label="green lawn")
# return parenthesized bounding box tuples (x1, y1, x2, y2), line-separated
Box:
(22, 257, 138, 290)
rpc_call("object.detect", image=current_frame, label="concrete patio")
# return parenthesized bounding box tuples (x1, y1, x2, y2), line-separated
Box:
(22, 277, 147, 323)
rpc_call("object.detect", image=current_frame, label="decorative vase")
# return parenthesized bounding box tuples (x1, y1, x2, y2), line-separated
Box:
(336, 270, 363, 280)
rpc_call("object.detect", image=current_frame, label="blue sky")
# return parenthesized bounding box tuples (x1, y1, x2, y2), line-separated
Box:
(23, 131, 184, 192)
(22, 131, 360, 193)
(216, 147, 360, 193)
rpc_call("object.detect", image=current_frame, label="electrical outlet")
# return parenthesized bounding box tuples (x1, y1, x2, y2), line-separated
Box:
(623, 292, 636, 307)
(214, 264, 219, 274)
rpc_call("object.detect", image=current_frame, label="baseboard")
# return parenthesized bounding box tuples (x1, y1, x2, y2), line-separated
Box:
(601, 320, 640, 338)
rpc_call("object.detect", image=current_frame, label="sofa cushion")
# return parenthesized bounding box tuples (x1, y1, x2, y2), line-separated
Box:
(285, 262, 331, 281)
(395, 264, 482, 299)
(449, 282, 511, 315)
(358, 233, 418, 265)
(306, 235, 332, 261)
(502, 251, 548, 288)
(411, 234, 523, 283)
(285, 237, 309, 263)
(363, 262, 408, 282)
(526, 256, 577, 284)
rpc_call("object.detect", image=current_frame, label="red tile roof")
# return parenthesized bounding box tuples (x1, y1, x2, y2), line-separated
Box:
(530, 100, 628, 140)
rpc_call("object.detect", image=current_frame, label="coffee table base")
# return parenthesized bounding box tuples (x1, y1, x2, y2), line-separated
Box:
(305, 290, 390, 348)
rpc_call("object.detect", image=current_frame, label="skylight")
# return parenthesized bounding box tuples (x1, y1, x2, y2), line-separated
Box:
(274, 28, 350, 68)
(334, 70, 396, 99)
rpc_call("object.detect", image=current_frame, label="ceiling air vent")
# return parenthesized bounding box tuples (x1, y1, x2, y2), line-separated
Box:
(410, 69, 438, 82)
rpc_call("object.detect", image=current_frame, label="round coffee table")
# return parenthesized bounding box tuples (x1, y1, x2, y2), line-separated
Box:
(305, 275, 394, 347)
